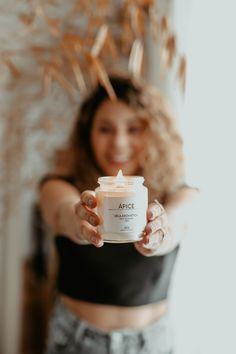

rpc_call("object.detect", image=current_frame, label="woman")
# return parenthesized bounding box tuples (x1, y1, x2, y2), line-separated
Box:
(39, 74, 198, 353)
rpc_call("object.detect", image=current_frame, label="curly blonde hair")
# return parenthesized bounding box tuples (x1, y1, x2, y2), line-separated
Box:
(54, 74, 185, 203)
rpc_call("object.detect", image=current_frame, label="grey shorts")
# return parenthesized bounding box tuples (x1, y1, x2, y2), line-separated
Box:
(44, 299, 174, 354)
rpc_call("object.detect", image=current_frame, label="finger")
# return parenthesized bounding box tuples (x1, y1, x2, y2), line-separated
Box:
(141, 229, 165, 249)
(134, 242, 155, 257)
(147, 200, 165, 221)
(75, 201, 100, 226)
(80, 190, 97, 209)
(77, 220, 103, 247)
(145, 214, 168, 234)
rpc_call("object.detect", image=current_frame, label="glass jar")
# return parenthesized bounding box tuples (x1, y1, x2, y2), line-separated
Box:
(95, 175, 148, 243)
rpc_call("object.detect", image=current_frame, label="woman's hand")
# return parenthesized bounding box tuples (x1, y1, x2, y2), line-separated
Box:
(72, 190, 103, 247)
(134, 200, 168, 257)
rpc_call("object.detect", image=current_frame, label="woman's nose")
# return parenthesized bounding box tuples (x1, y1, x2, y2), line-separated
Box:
(111, 131, 129, 150)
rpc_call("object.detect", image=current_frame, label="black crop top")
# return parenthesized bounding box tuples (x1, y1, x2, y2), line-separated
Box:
(40, 174, 179, 306)
(55, 236, 179, 306)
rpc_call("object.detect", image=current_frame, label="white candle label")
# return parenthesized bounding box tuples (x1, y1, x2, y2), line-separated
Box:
(102, 195, 147, 235)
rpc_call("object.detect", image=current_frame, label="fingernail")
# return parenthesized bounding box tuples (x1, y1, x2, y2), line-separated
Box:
(88, 198, 94, 207)
(91, 236, 98, 244)
(91, 236, 103, 247)
(148, 211, 154, 219)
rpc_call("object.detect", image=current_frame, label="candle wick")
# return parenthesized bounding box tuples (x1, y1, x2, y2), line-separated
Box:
(117, 169, 123, 178)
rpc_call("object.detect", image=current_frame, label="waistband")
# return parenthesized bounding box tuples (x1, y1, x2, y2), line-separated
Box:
(52, 297, 171, 341)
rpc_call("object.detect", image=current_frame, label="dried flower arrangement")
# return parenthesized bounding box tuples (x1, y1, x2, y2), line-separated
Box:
(0, 0, 186, 97)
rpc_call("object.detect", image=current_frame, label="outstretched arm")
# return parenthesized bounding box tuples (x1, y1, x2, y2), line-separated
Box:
(135, 186, 199, 256)
(39, 179, 103, 247)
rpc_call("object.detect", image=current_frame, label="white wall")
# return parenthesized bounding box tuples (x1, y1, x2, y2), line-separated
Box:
(169, 1, 236, 353)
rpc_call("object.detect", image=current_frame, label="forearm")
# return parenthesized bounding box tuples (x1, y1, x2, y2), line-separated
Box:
(39, 179, 80, 238)
(155, 187, 200, 255)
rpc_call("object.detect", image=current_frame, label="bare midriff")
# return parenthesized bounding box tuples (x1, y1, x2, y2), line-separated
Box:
(60, 294, 168, 331)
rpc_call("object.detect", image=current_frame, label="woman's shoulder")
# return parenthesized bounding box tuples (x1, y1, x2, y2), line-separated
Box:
(38, 173, 77, 189)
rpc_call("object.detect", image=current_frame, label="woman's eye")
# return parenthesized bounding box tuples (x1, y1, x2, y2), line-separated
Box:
(128, 126, 142, 134)
(99, 127, 112, 134)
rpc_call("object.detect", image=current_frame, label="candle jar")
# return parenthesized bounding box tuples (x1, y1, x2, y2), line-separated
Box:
(95, 175, 148, 243)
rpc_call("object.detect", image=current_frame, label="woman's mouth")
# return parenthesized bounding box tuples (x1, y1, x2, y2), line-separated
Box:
(108, 155, 130, 164)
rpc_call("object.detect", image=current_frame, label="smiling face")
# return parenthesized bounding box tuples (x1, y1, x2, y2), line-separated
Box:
(90, 99, 147, 176)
